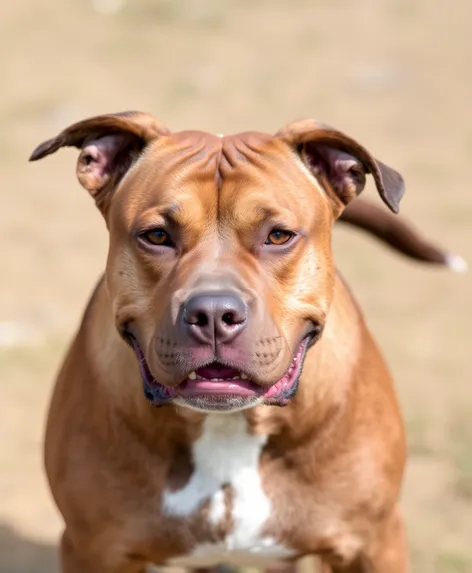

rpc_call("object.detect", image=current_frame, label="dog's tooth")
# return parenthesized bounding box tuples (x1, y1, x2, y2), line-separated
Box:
(188, 371, 197, 380)
(232, 376, 239, 380)
(241, 373, 248, 379)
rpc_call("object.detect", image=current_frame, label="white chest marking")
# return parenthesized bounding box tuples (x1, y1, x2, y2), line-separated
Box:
(163, 414, 294, 567)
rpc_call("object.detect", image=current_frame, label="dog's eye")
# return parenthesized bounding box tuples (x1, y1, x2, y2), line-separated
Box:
(265, 229, 294, 246)
(140, 229, 173, 247)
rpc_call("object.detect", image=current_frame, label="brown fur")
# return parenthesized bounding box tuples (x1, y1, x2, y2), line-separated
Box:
(30, 113, 424, 573)
(339, 199, 453, 265)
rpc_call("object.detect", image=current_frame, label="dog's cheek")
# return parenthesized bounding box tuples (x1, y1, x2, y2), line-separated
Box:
(278, 243, 334, 319)
(104, 246, 159, 333)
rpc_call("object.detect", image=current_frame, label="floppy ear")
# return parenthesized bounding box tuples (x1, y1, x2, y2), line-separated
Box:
(29, 111, 170, 214)
(277, 119, 404, 215)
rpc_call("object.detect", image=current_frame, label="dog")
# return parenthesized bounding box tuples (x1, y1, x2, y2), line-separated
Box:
(30, 112, 463, 573)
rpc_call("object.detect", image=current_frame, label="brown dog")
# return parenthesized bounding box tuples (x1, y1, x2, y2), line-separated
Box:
(30, 112, 462, 573)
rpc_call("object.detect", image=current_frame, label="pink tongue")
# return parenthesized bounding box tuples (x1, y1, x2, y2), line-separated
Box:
(196, 363, 240, 380)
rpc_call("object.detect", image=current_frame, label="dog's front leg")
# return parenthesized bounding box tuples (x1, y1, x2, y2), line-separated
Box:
(61, 531, 146, 573)
(319, 507, 408, 573)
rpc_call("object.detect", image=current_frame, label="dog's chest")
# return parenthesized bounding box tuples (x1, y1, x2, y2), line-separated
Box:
(162, 414, 293, 567)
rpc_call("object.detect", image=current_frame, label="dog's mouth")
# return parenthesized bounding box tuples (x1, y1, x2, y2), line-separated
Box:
(126, 333, 314, 412)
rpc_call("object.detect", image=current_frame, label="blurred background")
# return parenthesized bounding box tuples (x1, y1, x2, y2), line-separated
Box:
(0, 1, 470, 572)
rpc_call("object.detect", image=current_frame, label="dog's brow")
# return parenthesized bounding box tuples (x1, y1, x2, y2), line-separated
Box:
(229, 206, 278, 230)
(134, 203, 187, 231)
(240, 205, 299, 229)
(163, 203, 182, 219)
(252, 207, 280, 225)
(161, 202, 187, 226)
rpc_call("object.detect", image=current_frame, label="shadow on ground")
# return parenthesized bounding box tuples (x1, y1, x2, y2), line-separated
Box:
(0, 525, 58, 573)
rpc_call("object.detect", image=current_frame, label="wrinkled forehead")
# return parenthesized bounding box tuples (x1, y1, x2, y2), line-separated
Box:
(117, 129, 322, 222)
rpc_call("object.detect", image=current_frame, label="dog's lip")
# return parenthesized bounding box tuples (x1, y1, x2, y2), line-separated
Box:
(126, 330, 313, 403)
(178, 339, 310, 399)
(179, 378, 259, 398)
(125, 333, 174, 400)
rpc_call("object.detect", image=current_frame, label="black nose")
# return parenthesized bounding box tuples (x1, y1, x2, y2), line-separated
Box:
(183, 291, 248, 345)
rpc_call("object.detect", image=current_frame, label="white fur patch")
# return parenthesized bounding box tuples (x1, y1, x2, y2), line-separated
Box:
(163, 413, 294, 567)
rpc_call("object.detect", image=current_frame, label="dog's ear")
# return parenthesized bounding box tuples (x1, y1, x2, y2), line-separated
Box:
(277, 119, 404, 215)
(29, 111, 170, 214)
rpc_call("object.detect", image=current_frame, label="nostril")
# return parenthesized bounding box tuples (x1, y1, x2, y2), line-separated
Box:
(185, 311, 209, 327)
(222, 312, 234, 326)
(195, 312, 209, 327)
(221, 311, 244, 326)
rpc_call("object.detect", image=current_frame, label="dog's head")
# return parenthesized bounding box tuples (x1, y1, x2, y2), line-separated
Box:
(30, 112, 404, 413)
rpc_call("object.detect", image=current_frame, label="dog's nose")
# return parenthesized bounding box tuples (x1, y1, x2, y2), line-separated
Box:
(183, 292, 247, 345)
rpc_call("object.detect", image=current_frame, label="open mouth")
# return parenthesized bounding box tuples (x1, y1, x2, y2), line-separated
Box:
(127, 334, 313, 411)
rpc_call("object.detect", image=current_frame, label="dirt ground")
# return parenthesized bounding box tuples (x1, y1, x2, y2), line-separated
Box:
(0, 1, 471, 572)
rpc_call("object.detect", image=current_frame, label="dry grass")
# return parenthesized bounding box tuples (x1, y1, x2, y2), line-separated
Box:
(449, 408, 472, 500)
(1, 1, 471, 571)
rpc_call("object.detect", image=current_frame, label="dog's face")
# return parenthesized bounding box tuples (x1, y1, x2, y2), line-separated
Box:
(106, 131, 334, 412)
(30, 113, 404, 413)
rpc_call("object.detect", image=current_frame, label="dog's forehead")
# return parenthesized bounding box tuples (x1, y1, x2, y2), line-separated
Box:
(169, 129, 277, 150)
(119, 128, 319, 224)
(153, 129, 282, 171)
(132, 129, 282, 190)
(140, 128, 306, 190)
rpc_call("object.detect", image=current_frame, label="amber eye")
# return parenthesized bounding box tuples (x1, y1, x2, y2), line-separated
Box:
(140, 229, 173, 247)
(265, 229, 295, 246)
